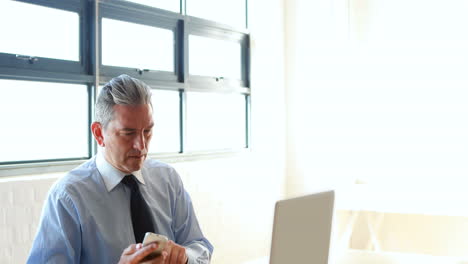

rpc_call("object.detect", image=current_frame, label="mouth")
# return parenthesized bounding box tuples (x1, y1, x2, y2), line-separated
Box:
(129, 154, 146, 159)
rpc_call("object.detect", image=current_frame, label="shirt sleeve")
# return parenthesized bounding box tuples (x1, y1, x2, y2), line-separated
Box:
(170, 169, 214, 264)
(27, 190, 82, 264)
(185, 243, 212, 264)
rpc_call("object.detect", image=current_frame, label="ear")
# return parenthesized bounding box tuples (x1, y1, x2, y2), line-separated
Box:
(91, 122, 105, 147)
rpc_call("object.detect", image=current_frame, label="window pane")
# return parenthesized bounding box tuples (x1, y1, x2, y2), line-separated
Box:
(186, 0, 246, 28)
(189, 35, 241, 79)
(124, 0, 180, 13)
(186, 92, 246, 151)
(102, 19, 174, 72)
(149, 90, 180, 153)
(0, 1, 79, 61)
(0, 80, 88, 162)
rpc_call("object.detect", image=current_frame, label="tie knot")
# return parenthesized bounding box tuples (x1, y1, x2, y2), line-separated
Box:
(122, 174, 138, 190)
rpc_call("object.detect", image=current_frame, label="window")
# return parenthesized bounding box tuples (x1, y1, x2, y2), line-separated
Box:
(0, 1, 79, 61)
(101, 18, 174, 72)
(186, 92, 247, 151)
(0, 80, 88, 163)
(189, 35, 242, 80)
(186, 25, 249, 89)
(0, 0, 82, 74)
(186, 0, 247, 28)
(149, 90, 181, 153)
(0, 0, 250, 171)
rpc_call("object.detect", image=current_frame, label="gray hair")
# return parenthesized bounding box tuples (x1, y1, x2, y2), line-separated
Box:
(95, 74, 153, 128)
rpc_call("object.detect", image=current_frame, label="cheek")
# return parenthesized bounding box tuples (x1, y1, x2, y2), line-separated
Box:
(106, 137, 130, 152)
(124, 139, 141, 154)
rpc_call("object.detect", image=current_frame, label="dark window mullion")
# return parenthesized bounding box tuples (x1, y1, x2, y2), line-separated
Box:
(87, 84, 96, 158)
(100, 66, 178, 82)
(246, 94, 250, 148)
(241, 35, 250, 88)
(176, 19, 186, 83)
(0, 53, 83, 74)
(0, 157, 88, 166)
(81, 0, 94, 76)
(179, 90, 185, 153)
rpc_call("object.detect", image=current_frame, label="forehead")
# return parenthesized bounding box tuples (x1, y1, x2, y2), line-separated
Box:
(111, 104, 153, 128)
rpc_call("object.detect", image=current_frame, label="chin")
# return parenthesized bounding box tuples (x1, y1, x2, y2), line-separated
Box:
(129, 161, 144, 171)
(124, 156, 146, 171)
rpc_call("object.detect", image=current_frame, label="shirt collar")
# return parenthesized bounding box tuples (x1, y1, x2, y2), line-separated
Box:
(96, 151, 146, 192)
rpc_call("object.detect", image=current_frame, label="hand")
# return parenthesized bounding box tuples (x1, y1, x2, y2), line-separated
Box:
(118, 243, 167, 264)
(163, 240, 188, 264)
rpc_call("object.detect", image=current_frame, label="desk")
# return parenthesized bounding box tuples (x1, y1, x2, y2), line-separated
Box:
(242, 256, 268, 264)
(242, 250, 468, 264)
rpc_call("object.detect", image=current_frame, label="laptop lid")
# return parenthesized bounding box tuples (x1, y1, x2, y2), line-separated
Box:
(269, 190, 335, 264)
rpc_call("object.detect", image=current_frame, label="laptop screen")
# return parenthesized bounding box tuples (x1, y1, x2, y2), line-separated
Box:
(269, 190, 335, 264)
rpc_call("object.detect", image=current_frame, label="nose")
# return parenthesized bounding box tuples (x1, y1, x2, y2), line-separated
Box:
(133, 133, 146, 151)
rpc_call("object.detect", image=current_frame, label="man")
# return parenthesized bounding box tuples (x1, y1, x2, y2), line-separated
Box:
(27, 75, 213, 264)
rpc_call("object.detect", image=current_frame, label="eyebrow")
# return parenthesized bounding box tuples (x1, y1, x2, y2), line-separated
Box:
(121, 123, 154, 132)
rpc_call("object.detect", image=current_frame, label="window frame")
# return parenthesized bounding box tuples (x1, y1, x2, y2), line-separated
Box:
(98, 0, 182, 82)
(0, 0, 251, 176)
(185, 16, 250, 92)
(0, 79, 93, 166)
(0, 0, 87, 75)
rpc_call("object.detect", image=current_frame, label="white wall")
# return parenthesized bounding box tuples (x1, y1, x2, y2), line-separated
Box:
(0, 175, 58, 263)
(284, 0, 468, 260)
(285, 0, 468, 193)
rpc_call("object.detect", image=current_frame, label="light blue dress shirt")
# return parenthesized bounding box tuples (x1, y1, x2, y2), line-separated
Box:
(27, 153, 213, 264)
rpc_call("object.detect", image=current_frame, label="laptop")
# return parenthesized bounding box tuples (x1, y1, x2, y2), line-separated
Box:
(269, 190, 335, 264)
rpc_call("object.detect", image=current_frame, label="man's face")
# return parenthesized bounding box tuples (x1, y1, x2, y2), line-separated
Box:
(102, 104, 154, 173)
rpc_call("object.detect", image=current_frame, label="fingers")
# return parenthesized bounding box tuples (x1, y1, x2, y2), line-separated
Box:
(164, 241, 173, 263)
(143, 251, 167, 264)
(123, 244, 139, 255)
(172, 247, 185, 264)
(164, 241, 187, 264)
(119, 243, 165, 264)
(127, 240, 186, 264)
(177, 248, 187, 264)
(132, 243, 159, 263)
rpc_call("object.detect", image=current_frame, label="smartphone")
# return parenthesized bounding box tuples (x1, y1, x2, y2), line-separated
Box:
(141, 232, 168, 261)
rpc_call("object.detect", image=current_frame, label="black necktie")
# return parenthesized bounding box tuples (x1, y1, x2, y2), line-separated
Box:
(122, 174, 155, 243)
